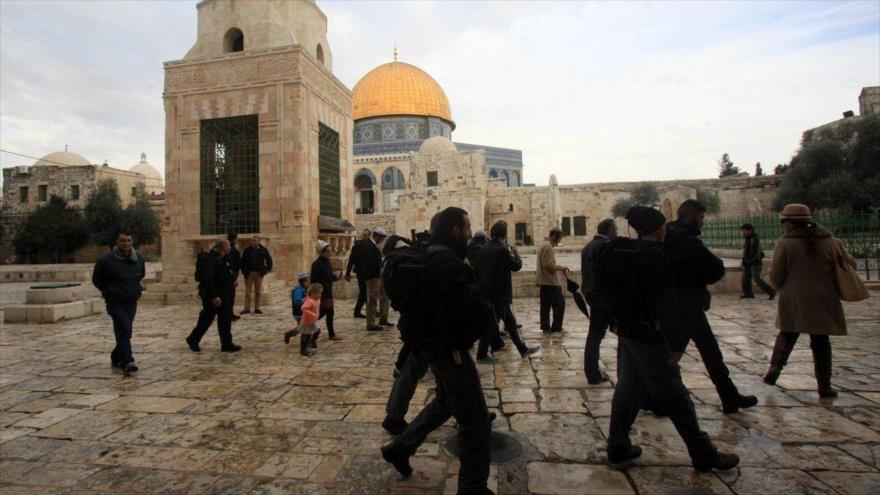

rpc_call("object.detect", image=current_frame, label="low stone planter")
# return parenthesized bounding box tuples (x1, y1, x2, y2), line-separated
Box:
(26, 283, 82, 304)
(4, 282, 103, 324)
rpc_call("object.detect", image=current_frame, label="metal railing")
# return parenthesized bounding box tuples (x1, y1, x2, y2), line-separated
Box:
(701, 210, 880, 280)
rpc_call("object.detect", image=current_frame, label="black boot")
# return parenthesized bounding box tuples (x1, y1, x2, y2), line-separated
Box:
(300, 334, 312, 356)
(380, 444, 413, 478)
(764, 332, 796, 385)
(811, 338, 838, 398)
(721, 392, 758, 414)
(694, 451, 740, 471)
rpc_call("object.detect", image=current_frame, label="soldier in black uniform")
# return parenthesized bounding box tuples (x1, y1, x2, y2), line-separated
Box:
(186, 240, 242, 353)
(664, 200, 757, 414)
(607, 207, 738, 472)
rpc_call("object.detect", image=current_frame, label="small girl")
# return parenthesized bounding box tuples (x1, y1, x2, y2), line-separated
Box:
(298, 283, 323, 356)
(284, 272, 310, 344)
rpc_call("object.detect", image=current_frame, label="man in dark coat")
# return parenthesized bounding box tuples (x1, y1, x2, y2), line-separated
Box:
(664, 200, 757, 414)
(474, 221, 540, 360)
(226, 232, 242, 321)
(607, 206, 739, 472)
(362, 228, 390, 331)
(240, 236, 273, 314)
(345, 228, 372, 318)
(381, 207, 494, 495)
(739, 224, 775, 300)
(467, 230, 505, 362)
(186, 240, 241, 353)
(580, 218, 617, 384)
(92, 232, 145, 375)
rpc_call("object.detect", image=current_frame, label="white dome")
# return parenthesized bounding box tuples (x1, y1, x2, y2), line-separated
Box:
(33, 150, 91, 167)
(418, 136, 457, 155)
(130, 152, 162, 179)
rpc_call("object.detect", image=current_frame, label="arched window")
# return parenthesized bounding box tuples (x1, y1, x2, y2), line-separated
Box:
(224, 28, 244, 53)
(500, 170, 509, 186)
(489, 169, 498, 179)
(316, 44, 325, 65)
(511, 171, 520, 187)
(381, 167, 405, 191)
(353, 169, 376, 190)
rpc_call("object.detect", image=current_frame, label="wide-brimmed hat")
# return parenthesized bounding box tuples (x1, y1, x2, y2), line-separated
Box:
(780, 203, 813, 221)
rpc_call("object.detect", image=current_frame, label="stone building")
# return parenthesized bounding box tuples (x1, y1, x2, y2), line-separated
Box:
(130, 152, 164, 195)
(803, 85, 879, 144)
(159, 0, 354, 293)
(0, 149, 163, 261)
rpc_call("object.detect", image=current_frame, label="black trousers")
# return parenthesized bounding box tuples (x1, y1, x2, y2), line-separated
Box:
(684, 309, 740, 403)
(741, 264, 775, 297)
(107, 301, 137, 366)
(386, 346, 430, 421)
(608, 335, 716, 464)
(388, 350, 491, 493)
(354, 277, 367, 315)
(584, 303, 611, 380)
(502, 304, 519, 331)
(539, 285, 565, 331)
(478, 303, 528, 357)
(189, 291, 233, 347)
(319, 305, 335, 338)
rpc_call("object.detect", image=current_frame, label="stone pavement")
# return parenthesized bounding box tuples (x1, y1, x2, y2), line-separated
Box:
(0, 293, 878, 494)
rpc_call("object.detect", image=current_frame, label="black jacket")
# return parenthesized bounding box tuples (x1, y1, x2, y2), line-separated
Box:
(618, 240, 685, 352)
(310, 256, 339, 300)
(226, 246, 241, 279)
(580, 235, 610, 303)
(356, 240, 383, 280)
(92, 248, 145, 303)
(473, 239, 521, 304)
(664, 221, 725, 293)
(241, 245, 273, 277)
(198, 249, 235, 301)
(424, 239, 494, 353)
(742, 234, 764, 266)
(465, 241, 485, 265)
(346, 240, 366, 279)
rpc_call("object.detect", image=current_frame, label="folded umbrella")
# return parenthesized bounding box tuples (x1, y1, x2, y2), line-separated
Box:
(564, 275, 590, 320)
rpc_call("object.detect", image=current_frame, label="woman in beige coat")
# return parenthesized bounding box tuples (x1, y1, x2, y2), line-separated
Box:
(764, 204, 855, 398)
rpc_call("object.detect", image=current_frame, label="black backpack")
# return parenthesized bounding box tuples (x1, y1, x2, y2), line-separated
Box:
(382, 242, 449, 347)
(592, 237, 644, 330)
(194, 250, 212, 283)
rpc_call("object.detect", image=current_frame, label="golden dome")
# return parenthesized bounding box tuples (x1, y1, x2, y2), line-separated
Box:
(352, 61, 454, 127)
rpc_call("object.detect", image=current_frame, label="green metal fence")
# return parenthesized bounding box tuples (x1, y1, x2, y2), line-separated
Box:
(702, 210, 880, 280)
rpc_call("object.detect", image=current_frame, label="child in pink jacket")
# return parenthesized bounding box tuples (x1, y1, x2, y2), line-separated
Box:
(299, 284, 323, 356)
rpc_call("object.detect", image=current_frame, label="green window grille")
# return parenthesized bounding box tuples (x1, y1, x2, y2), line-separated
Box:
(427, 171, 439, 187)
(561, 217, 571, 237)
(319, 123, 341, 218)
(200, 115, 260, 235)
(573, 216, 588, 236)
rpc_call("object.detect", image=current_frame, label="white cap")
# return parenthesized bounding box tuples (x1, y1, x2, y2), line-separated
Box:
(373, 228, 387, 237)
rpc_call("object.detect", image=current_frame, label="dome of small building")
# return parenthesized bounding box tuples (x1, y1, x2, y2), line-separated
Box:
(353, 60, 454, 127)
(33, 150, 91, 167)
(130, 152, 162, 179)
(418, 136, 457, 154)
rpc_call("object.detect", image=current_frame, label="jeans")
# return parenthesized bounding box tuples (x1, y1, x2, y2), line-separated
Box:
(319, 305, 335, 338)
(366, 278, 390, 328)
(741, 264, 775, 298)
(189, 291, 233, 347)
(539, 285, 565, 331)
(354, 277, 367, 315)
(107, 301, 137, 366)
(386, 347, 430, 421)
(608, 335, 716, 464)
(243, 272, 263, 311)
(584, 303, 611, 380)
(387, 350, 491, 493)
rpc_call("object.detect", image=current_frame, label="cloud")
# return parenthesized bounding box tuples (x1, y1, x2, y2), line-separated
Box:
(2, 0, 878, 187)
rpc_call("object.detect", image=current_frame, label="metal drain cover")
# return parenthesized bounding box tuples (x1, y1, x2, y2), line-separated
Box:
(443, 430, 523, 463)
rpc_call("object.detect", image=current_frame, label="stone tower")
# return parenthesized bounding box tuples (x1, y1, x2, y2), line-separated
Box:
(161, 0, 354, 292)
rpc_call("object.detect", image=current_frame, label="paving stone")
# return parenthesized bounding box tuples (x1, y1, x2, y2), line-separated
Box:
(628, 466, 733, 494)
(526, 462, 634, 494)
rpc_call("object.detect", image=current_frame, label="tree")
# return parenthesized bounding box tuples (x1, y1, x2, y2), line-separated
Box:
(611, 183, 660, 217)
(696, 188, 721, 215)
(754, 162, 764, 176)
(718, 153, 742, 178)
(84, 178, 123, 247)
(119, 184, 161, 247)
(774, 163, 789, 175)
(14, 195, 89, 263)
(773, 115, 880, 212)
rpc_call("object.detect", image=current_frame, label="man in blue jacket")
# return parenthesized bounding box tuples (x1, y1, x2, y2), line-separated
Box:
(92, 232, 145, 376)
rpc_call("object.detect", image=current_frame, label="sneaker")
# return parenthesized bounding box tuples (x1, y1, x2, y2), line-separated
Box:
(587, 371, 610, 385)
(477, 355, 499, 364)
(608, 445, 642, 464)
(694, 452, 740, 472)
(520, 345, 542, 358)
(329, 335, 344, 341)
(221, 344, 242, 353)
(380, 445, 413, 478)
(185, 336, 201, 353)
(382, 416, 408, 435)
(254, 309, 263, 315)
(240, 309, 250, 315)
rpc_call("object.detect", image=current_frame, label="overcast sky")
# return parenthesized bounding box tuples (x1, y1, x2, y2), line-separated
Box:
(1, 0, 878, 186)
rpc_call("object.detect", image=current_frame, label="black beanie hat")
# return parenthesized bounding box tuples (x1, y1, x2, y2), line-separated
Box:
(626, 206, 666, 234)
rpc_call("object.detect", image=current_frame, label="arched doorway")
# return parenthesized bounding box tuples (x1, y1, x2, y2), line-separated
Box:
(354, 169, 376, 214)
